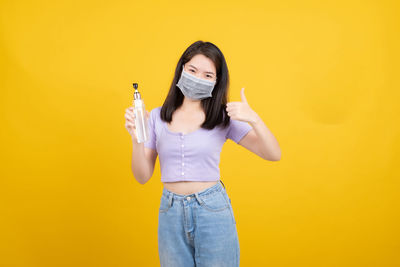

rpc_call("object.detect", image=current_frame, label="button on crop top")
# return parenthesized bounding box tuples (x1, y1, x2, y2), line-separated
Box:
(144, 106, 253, 182)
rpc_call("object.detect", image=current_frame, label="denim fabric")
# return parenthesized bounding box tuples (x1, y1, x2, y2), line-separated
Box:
(158, 180, 240, 267)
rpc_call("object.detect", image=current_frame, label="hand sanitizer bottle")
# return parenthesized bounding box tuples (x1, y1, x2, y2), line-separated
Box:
(132, 83, 149, 143)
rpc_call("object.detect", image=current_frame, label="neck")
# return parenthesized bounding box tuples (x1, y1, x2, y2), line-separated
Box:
(180, 97, 202, 112)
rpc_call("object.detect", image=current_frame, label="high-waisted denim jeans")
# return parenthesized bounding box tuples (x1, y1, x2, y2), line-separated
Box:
(158, 180, 240, 267)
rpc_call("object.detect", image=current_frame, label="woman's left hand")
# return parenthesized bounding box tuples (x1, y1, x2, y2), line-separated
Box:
(226, 87, 259, 124)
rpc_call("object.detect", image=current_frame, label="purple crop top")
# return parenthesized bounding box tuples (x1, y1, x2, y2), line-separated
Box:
(144, 106, 253, 182)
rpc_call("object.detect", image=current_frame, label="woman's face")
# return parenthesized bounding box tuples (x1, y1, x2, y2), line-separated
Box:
(184, 54, 217, 82)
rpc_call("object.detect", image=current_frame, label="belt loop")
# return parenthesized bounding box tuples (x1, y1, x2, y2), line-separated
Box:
(194, 192, 204, 205)
(220, 179, 226, 189)
(168, 192, 173, 208)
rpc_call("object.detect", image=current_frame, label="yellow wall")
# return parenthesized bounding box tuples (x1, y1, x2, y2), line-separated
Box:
(1, 0, 399, 266)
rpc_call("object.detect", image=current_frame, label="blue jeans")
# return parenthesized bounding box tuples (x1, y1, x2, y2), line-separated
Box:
(158, 180, 240, 267)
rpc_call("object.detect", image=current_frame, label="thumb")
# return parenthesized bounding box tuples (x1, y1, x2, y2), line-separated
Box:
(240, 87, 247, 103)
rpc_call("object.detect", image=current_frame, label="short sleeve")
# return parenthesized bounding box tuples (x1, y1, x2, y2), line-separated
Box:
(143, 108, 156, 150)
(226, 119, 253, 144)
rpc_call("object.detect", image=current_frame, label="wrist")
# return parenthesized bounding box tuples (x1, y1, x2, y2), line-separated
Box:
(132, 136, 139, 144)
(250, 112, 262, 125)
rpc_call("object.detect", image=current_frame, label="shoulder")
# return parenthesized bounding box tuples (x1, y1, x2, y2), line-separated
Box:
(150, 106, 162, 112)
(149, 106, 162, 117)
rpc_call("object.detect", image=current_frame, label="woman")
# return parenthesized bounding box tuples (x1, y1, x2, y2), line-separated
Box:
(125, 41, 281, 267)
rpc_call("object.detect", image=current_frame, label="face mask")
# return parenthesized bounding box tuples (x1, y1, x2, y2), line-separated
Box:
(176, 65, 217, 100)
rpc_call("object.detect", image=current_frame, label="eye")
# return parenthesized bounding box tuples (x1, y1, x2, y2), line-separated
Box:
(207, 75, 212, 78)
(190, 69, 195, 72)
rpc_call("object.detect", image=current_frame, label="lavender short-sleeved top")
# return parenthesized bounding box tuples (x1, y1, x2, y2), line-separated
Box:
(144, 106, 252, 182)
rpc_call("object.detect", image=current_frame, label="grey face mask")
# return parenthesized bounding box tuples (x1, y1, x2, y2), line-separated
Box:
(176, 65, 217, 100)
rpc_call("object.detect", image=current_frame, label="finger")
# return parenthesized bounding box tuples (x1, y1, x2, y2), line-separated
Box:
(125, 114, 135, 123)
(240, 87, 247, 103)
(126, 118, 135, 124)
(226, 102, 240, 107)
(126, 122, 135, 128)
(125, 113, 134, 119)
(126, 108, 135, 115)
(126, 111, 136, 119)
(226, 105, 238, 112)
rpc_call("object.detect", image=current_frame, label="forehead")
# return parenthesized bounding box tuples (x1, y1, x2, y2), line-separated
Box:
(186, 54, 216, 74)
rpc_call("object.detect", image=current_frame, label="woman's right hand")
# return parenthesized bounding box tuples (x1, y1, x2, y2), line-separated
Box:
(125, 107, 150, 143)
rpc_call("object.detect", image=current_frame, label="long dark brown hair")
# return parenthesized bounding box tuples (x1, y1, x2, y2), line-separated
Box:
(160, 40, 230, 130)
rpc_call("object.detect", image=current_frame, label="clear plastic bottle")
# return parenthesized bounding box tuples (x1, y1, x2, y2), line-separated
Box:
(132, 83, 149, 143)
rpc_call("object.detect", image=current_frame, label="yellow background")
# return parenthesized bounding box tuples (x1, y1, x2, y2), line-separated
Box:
(1, 0, 399, 266)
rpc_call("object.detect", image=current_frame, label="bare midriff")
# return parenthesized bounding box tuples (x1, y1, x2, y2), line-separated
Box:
(162, 180, 219, 195)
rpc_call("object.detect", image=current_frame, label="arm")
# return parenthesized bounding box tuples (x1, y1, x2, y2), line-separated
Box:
(239, 115, 281, 161)
(226, 87, 281, 161)
(131, 140, 158, 184)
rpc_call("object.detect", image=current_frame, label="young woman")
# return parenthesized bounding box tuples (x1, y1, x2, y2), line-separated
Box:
(125, 41, 281, 267)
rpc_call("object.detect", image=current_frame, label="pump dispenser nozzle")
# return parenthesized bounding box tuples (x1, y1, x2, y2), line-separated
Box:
(133, 83, 141, 100)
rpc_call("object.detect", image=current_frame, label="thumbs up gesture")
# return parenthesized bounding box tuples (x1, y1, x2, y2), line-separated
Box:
(226, 87, 259, 124)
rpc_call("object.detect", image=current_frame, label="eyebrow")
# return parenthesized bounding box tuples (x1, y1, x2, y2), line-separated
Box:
(188, 64, 216, 75)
